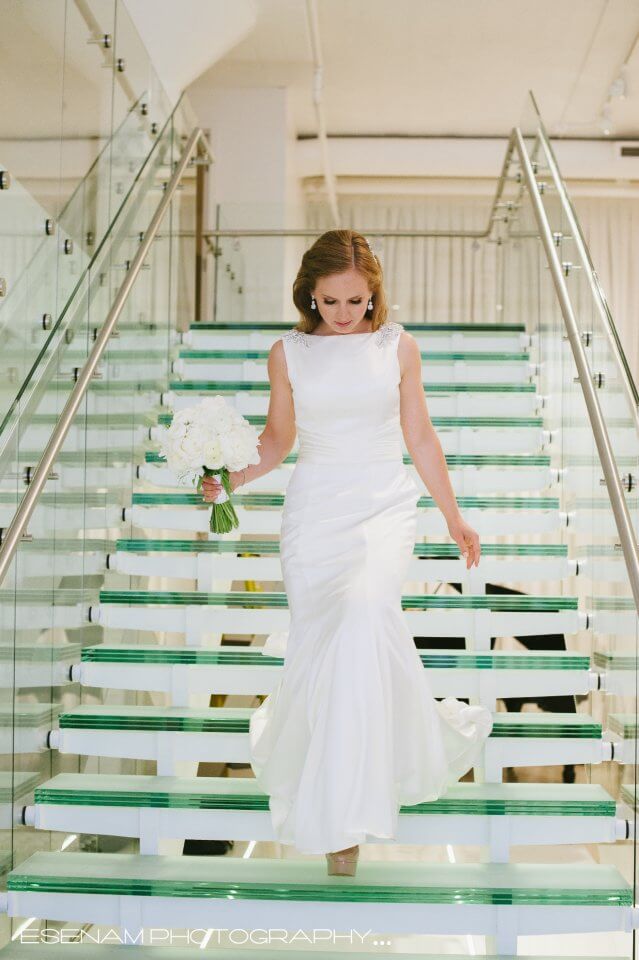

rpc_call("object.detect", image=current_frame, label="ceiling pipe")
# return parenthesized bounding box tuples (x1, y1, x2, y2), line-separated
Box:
(305, 0, 341, 226)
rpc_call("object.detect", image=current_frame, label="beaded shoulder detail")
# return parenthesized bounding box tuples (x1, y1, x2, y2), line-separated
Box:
(374, 320, 403, 348)
(282, 328, 311, 348)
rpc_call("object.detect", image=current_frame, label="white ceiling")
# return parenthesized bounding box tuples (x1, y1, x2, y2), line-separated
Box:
(192, 0, 639, 140)
(123, 0, 258, 104)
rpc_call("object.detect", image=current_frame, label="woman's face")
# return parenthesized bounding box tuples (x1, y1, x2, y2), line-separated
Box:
(311, 268, 372, 333)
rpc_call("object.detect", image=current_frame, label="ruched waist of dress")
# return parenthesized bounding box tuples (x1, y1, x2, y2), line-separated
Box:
(296, 436, 403, 464)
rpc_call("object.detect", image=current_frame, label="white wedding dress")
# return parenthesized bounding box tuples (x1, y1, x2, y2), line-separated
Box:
(248, 319, 493, 854)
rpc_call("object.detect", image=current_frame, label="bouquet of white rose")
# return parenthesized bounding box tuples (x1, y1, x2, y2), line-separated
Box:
(157, 395, 261, 533)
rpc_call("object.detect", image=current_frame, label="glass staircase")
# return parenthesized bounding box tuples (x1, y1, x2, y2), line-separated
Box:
(0, 89, 638, 957)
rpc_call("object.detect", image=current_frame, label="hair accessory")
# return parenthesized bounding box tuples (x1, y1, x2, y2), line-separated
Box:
(365, 237, 379, 265)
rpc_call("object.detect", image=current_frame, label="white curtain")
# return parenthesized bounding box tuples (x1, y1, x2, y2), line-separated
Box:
(573, 195, 639, 388)
(307, 195, 502, 326)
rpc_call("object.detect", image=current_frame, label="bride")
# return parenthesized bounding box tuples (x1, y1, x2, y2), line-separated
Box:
(202, 228, 493, 877)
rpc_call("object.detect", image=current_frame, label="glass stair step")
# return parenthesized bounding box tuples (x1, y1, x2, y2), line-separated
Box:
(0, 642, 83, 689)
(146, 450, 552, 467)
(177, 349, 531, 361)
(607, 714, 639, 738)
(48, 707, 607, 775)
(592, 597, 639, 611)
(130, 491, 559, 509)
(165, 390, 541, 420)
(6, 852, 630, 913)
(46, 378, 165, 394)
(589, 599, 639, 638)
(74, 645, 593, 705)
(115, 536, 567, 556)
(184, 330, 532, 354)
(87, 326, 180, 339)
(62, 348, 177, 361)
(172, 356, 535, 386)
(168, 379, 538, 394)
(2, 449, 144, 466)
(55, 706, 601, 738)
(0, 950, 624, 960)
(0, 493, 126, 535)
(1, 642, 83, 662)
(150, 419, 547, 455)
(0, 703, 61, 727)
(30, 412, 157, 428)
(92, 588, 584, 647)
(9, 536, 115, 580)
(97, 589, 577, 611)
(157, 412, 545, 428)
(19, 537, 114, 553)
(598, 714, 639, 765)
(593, 650, 639, 697)
(32, 773, 616, 816)
(0, 770, 42, 804)
(135, 461, 565, 496)
(620, 784, 638, 810)
(81, 645, 589, 670)
(189, 321, 528, 332)
(126, 489, 564, 535)
(0, 491, 126, 508)
(0, 589, 93, 637)
(26, 775, 619, 851)
(0, 504, 125, 540)
(0, 704, 61, 755)
(109, 537, 573, 589)
(0, 587, 92, 605)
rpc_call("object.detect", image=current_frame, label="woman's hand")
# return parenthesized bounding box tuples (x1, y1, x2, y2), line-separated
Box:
(446, 513, 481, 568)
(201, 470, 243, 503)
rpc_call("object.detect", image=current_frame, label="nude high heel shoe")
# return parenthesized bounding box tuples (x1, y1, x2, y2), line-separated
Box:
(326, 844, 359, 877)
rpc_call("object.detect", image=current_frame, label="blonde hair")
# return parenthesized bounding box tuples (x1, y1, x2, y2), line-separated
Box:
(292, 229, 389, 333)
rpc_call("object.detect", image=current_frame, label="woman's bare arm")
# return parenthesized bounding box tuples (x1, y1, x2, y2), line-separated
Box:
(202, 338, 296, 500)
(398, 330, 481, 567)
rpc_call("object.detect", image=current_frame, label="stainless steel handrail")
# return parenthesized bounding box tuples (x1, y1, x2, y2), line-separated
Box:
(514, 127, 639, 613)
(534, 124, 639, 428)
(0, 126, 210, 588)
(204, 129, 524, 241)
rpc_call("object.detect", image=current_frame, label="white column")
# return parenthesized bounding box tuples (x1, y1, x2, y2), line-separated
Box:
(187, 85, 305, 324)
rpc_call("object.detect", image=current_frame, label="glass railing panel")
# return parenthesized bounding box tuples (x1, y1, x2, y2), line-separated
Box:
(0, 447, 19, 948)
(209, 201, 510, 329)
(0, 105, 185, 466)
(9, 269, 92, 892)
(0, 115, 191, 935)
(514, 97, 639, 938)
(0, 8, 184, 480)
(57, 0, 118, 244)
(555, 169, 639, 923)
(110, 0, 172, 137)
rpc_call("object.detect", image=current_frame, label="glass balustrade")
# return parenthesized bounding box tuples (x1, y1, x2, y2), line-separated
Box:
(0, 0, 202, 946)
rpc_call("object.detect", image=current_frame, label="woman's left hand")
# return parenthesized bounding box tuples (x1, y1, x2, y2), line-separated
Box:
(446, 513, 481, 568)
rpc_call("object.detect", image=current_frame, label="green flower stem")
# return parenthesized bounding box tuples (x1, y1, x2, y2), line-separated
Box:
(197, 466, 240, 533)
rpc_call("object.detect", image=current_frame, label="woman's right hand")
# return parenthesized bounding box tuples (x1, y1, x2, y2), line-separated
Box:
(201, 471, 242, 502)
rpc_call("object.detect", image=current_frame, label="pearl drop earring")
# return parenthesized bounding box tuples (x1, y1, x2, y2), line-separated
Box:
(311, 295, 317, 310)
(367, 297, 373, 311)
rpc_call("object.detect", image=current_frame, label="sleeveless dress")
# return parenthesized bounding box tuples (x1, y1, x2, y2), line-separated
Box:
(248, 319, 493, 854)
